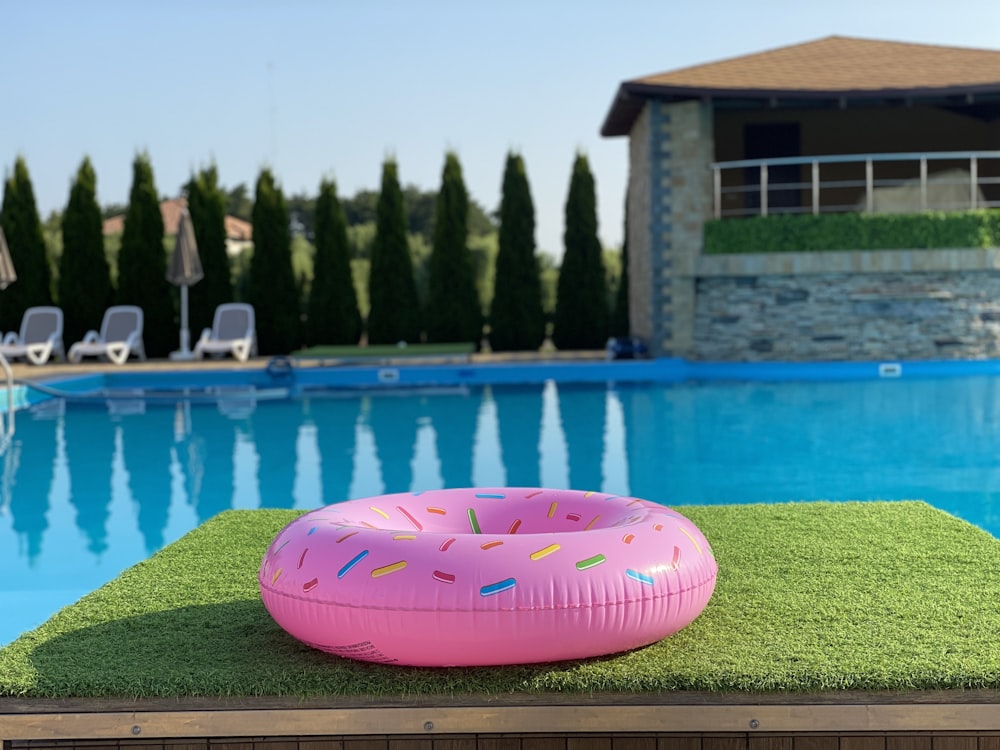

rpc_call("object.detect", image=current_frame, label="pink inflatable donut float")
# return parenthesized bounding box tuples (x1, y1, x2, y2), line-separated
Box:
(259, 487, 717, 667)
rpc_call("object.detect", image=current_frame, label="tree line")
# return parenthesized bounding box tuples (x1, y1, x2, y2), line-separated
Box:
(0, 151, 631, 357)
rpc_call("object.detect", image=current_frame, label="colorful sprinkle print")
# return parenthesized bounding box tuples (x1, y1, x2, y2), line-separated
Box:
(480, 577, 517, 596)
(259, 487, 718, 668)
(530, 543, 560, 560)
(337, 549, 369, 579)
(626, 569, 654, 586)
(397, 506, 423, 530)
(576, 554, 607, 571)
(678, 526, 703, 554)
(468, 508, 482, 534)
(371, 561, 407, 578)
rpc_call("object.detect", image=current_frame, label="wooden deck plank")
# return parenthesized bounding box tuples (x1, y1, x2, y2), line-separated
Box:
(5, 704, 1000, 744)
(886, 739, 931, 750)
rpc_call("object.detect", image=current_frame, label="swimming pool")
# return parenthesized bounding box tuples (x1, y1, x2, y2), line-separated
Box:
(3, 357, 1000, 647)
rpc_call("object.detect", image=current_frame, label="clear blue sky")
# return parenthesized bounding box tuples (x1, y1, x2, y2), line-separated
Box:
(4, 0, 999, 259)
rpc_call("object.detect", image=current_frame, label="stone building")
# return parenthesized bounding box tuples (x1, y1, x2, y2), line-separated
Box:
(601, 36, 1000, 361)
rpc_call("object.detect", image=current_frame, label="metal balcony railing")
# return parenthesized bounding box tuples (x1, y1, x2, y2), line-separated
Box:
(711, 151, 1000, 219)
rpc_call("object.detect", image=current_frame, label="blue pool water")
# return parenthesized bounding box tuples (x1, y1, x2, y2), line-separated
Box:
(3, 363, 1000, 646)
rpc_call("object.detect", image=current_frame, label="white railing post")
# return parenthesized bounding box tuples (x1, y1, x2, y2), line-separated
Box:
(920, 158, 928, 211)
(760, 163, 769, 217)
(713, 167, 721, 219)
(865, 160, 873, 213)
(970, 156, 978, 209)
(812, 161, 820, 215)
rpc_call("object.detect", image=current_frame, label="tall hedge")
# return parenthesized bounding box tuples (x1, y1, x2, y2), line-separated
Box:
(552, 152, 608, 350)
(0, 157, 51, 332)
(247, 169, 299, 354)
(425, 152, 482, 345)
(117, 153, 175, 357)
(59, 158, 113, 346)
(489, 152, 545, 352)
(307, 178, 361, 345)
(703, 210, 1000, 254)
(367, 159, 421, 345)
(185, 165, 233, 336)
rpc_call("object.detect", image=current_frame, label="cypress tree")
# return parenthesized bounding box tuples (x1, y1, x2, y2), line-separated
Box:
(59, 158, 113, 346)
(552, 152, 608, 350)
(307, 178, 361, 345)
(117, 153, 174, 357)
(425, 152, 482, 345)
(185, 165, 233, 336)
(0, 157, 52, 332)
(247, 168, 299, 354)
(489, 152, 545, 352)
(367, 159, 421, 345)
(610, 188, 631, 338)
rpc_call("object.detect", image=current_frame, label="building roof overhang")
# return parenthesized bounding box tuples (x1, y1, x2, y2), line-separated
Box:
(602, 36, 1000, 136)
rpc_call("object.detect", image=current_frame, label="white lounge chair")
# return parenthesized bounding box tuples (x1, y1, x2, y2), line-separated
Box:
(68, 305, 146, 365)
(193, 303, 257, 362)
(0, 306, 65, 365)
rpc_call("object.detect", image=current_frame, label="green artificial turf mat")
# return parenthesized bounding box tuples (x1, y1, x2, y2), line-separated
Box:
(2, 501, 1000, 698)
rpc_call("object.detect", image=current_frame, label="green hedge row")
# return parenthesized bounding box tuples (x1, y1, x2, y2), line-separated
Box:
(703, 210, 1000, 254)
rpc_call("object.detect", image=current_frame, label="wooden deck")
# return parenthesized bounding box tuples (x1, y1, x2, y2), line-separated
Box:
(4, 691, 1000, 749)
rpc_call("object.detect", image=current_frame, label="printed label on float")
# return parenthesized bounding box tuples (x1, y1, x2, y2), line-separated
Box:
(327, 640, 398, 663)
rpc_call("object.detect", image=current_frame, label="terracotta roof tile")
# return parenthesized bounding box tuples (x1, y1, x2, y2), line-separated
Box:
(102, 197, 252, 241)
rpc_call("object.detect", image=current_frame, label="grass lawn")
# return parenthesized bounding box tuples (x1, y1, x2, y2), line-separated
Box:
(2, 501, 999, 699)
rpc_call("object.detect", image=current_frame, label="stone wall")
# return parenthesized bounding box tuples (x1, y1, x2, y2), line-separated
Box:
(626, 103, 654, 348)
(626, 99, 714, 356)
(691, 249, 1000, 361)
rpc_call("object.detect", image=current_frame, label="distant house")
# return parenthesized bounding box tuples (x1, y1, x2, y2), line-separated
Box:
(601, 36, 1000, 361)
(102, 197, 253, 257)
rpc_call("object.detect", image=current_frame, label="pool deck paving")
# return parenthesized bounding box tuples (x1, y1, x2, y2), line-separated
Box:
(4, 349, 608, 382)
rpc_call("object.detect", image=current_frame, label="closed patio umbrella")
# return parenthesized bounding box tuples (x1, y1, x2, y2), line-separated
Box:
(0, 226, 16, 444)
(0, 226, 17, 290)
(167, 209, 204, 360)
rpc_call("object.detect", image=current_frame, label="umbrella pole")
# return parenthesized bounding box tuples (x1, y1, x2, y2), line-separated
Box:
(170, 285, 195, 361)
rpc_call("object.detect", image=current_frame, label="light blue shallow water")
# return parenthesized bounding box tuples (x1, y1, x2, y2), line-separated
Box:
(3, 374, 1000, 646)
